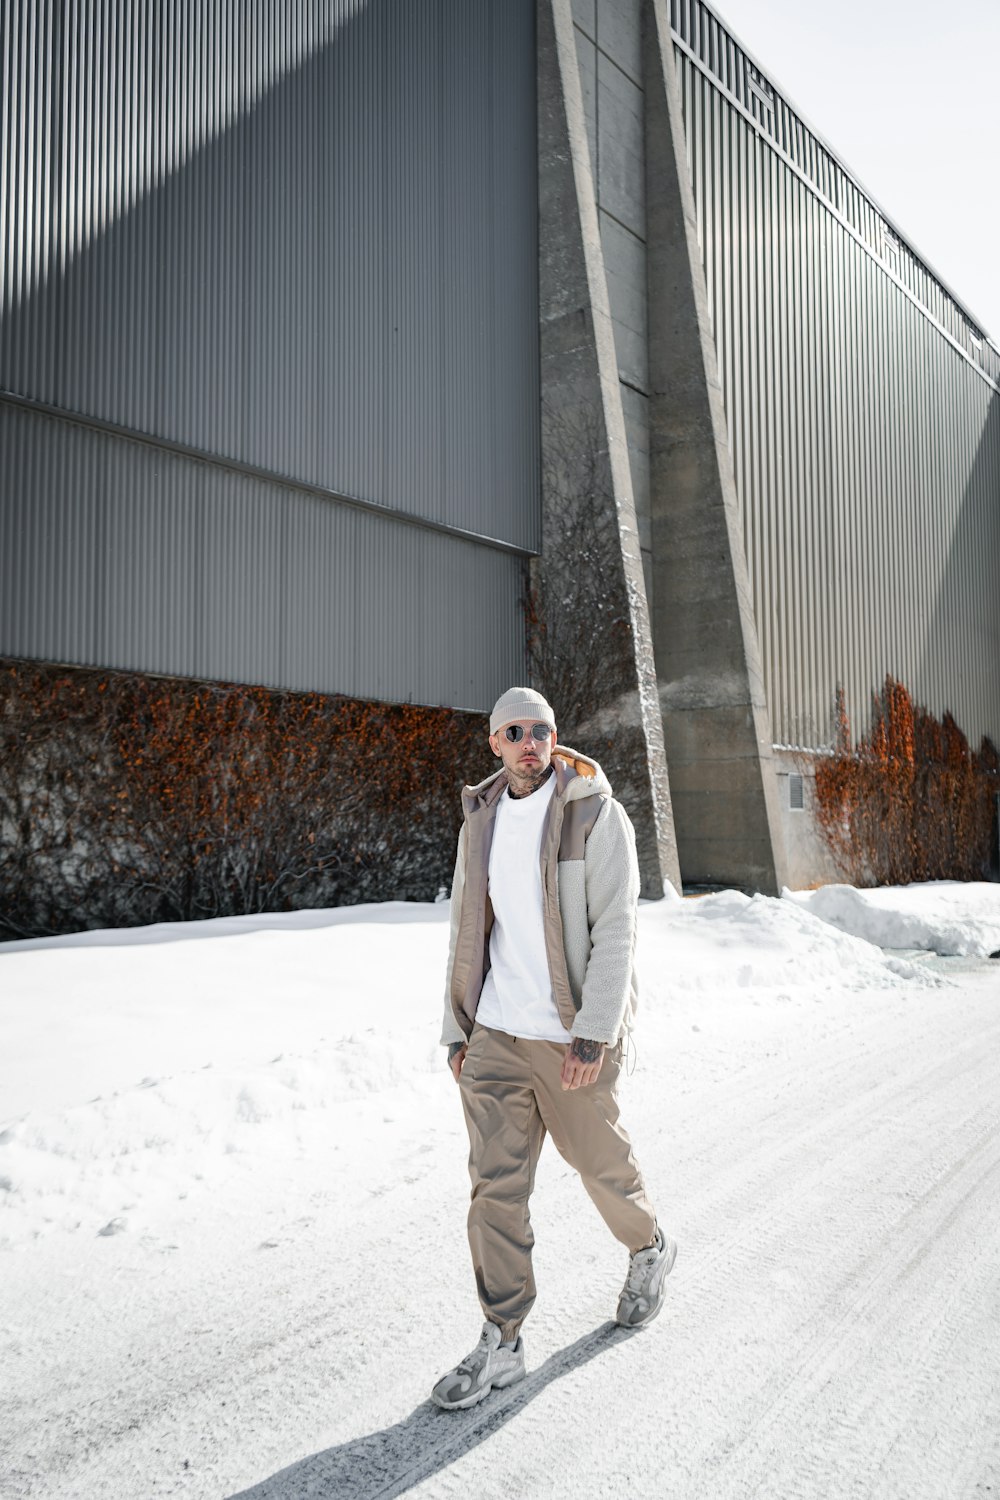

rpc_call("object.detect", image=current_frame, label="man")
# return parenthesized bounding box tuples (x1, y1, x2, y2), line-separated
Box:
(432, 686, 676, 1411)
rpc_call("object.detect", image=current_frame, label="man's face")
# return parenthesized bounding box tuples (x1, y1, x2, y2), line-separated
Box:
(488, 719, 557, 787)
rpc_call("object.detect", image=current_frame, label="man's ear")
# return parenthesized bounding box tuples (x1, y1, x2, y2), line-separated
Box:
(489, 733, 500, 757)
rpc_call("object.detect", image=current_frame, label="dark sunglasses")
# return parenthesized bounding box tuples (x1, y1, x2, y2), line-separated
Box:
(503, 723, 552, 743)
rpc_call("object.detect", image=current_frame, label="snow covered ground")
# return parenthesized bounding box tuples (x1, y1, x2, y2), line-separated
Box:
(1, 883, 998, 1498)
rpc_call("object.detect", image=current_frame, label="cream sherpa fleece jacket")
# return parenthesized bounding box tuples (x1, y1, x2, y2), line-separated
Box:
(440, 746, 640, 1048)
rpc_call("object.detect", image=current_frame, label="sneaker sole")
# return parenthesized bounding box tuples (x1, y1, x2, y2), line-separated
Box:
(615, 1236, 678, 1328)
(431, 1364, 526, 1411)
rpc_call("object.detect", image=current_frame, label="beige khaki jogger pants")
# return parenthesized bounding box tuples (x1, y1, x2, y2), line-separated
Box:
(458, 1022, 658, 1341)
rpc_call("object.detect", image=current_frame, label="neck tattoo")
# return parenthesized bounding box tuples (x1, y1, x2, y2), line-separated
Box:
(508, 763, 554, 799)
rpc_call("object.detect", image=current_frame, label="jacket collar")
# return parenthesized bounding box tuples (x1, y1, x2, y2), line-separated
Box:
(461, 744, 610, 817)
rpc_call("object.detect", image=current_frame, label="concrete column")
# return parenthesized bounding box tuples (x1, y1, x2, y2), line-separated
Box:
(644, 0, 788, 893)
(536, 0, 681, 897)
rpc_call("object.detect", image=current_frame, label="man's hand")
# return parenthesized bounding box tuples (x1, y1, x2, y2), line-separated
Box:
(561, 1036, 605, 1090)
(449, 1044, 468, 1083)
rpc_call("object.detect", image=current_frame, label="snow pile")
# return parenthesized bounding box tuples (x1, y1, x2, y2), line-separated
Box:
(0, 886, 949, 1250)
(0, 907, 450, 1248)
(0, 906, 450, 1123)
(3, 897, 449, 955)
(639, 888, 936, 994)
(783, 881, 1000, 958)
(0, 1032, 440, 1247)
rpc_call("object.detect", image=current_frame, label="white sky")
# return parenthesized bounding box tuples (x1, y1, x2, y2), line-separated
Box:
(710, 0, 1000, 342)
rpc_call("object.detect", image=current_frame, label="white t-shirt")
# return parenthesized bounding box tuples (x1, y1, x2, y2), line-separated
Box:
(475, 771, 574, 1043)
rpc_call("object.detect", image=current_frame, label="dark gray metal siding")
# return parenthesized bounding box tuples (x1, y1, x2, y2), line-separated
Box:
(1, 0, 538, 706)
(668, 0, 1000, 750)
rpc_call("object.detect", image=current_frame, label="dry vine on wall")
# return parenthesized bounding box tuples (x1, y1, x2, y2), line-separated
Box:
(812, 676, 999, 886)
(0, 657, 490, 941)
(526, 402, 649, 818)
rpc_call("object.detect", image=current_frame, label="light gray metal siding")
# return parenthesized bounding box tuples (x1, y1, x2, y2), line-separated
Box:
(1, 0, 538, 706)
(668, 0, 1000, 750)
(0, 401, 525, 708)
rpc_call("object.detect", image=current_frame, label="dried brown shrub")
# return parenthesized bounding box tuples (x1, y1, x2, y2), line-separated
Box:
(0, 657, 489, 941)
(525, 401, 649, 821)
(813, 676, 998, 886)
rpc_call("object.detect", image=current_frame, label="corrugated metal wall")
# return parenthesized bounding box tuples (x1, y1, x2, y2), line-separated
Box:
(668, 0, 1000, 750)
(0, 402, 527, 705)
(0, 0, 538, 708)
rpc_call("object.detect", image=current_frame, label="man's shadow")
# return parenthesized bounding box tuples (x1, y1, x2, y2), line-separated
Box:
(229, 1321, 637, 1498)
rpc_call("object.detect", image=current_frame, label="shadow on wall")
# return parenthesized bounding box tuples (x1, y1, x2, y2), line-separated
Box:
(919, 388, 1000, 745)
(0, 0, 533, 534)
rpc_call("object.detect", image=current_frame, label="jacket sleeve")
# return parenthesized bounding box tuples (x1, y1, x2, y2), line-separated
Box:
(440, 823, 469, 1046)
(571, 798, 640, 1044)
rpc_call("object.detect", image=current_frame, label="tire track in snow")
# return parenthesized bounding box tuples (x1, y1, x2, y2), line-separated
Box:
(5, 979, 1000, 1499)
(638, 997, 1000, 1499)
(682, 1114, 1000, 1498)
(412, 980, 1000, 1500)
(646, 1007, 1000, 1331)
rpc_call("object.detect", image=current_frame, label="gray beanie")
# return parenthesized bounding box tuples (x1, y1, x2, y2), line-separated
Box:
(489, 686, 557, 736)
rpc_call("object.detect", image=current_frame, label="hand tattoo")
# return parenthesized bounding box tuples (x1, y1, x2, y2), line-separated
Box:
(571, 1037, 604, 1064)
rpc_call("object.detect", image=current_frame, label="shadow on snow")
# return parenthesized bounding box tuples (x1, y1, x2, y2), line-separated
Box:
(228, 1321, 637, 1499)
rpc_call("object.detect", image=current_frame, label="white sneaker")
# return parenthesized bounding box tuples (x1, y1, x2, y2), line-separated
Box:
(615, 1228, 677, 1327)
(431, 1322, 526, 1410)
